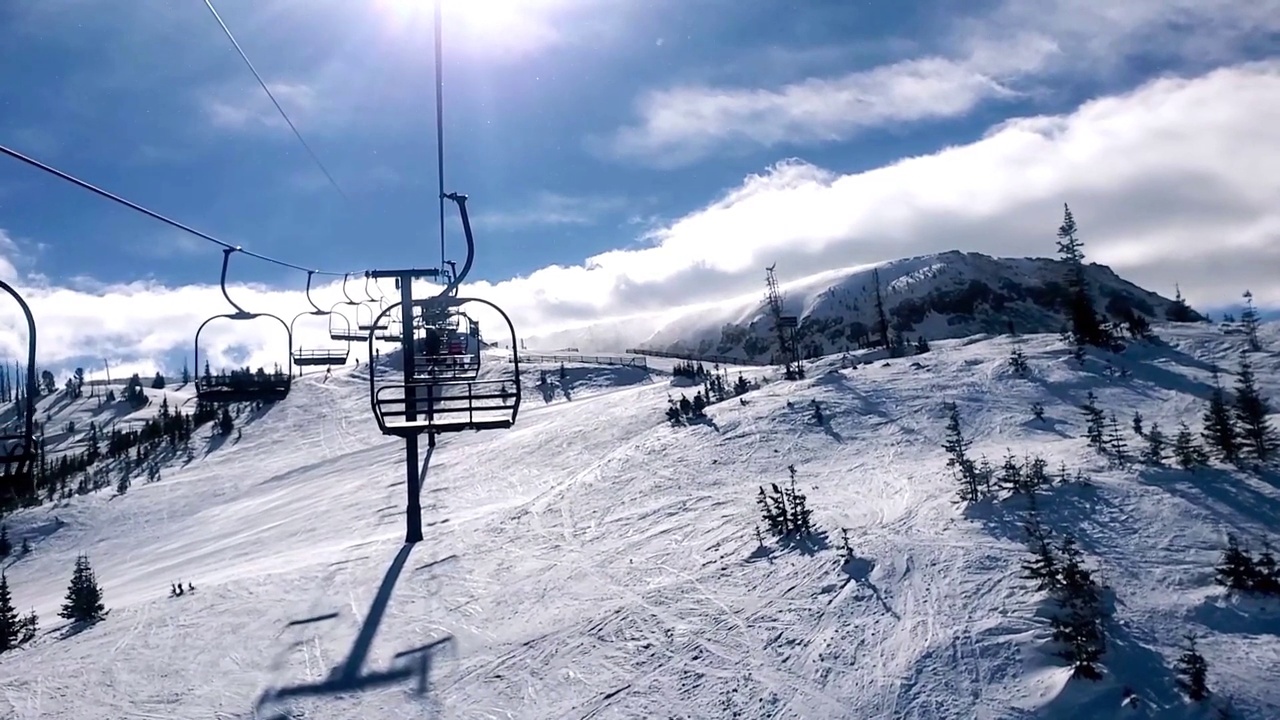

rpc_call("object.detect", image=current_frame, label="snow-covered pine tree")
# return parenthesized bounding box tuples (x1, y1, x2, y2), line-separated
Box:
(1174, 420, 1208, 470)
(59, 554, 106, 624)
(756, 487, 784, 535)
(1254, 539, 1279, 595)
(1080, 392, 1107, 453)
(768, 483, 790, 535)
(1202, 367, 1240, 464)
(1055, 204, 1108, 350)
(1166, 284, 1198, 322)
(1213, 534, 1257, 592)
(665, 399, 683, 426)
(17, 609, 37, 645)
(997, 451, 1024, 495)
(1232, 354, 1276, 462)
(1031, 402, 1045, 422)
(786, 477, 814, 535)
(1143, 422, 1166, 466)
(1173, 632, 1210, 702)
(1049, 535, 1107, 679)
(1024, 454, 1050, 491)
(0, 573, 20, 652)
(1021, 512, 1059, 591)
(218, 406, 235, 436)
(942, 403, 980, 502)
(1239, 289, 1261, 352)
(1008, 344, 1029, 374)
(1106, 412, 1129, 466)
(691, 392, 708, 418)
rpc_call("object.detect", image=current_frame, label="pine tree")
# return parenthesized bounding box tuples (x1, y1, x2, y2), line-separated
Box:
(1143, 422, 1166, 465)
(1055, 204, 1107, 350)
(1008, 345, 1029, 374)
(1239, 289, 1261, 352)
(1050, 535, 1107, 679)
(181, 359, 191, 385)
(1202, 368, 1240, 464)
(1031, 402, 1045, 422)
(942, 403, 980, 502)
(997, 451, 1025, 495)
(757, 486, 784, 535)
(1131, 411, 1144, 437)
(787, 477, 814, 535)
(0, 573, 20, 652)
(58, 554, 106, 624)
(0, 526, 9, 557)
(1080, 391, 1107, 453)
(1232, 354, 1276, 462)
(1021, 512, 1059, 591)
(1166, 284, 1198, 322)
(1173, 632, 1210, 701)
(1254, 539, 1279, 595)
(1174, 420, 1208, 470)
(17, 609, 37, 645)
(1106, 412, 1129, 466)
(218, 406, 235, 436)
(1213, 534, 1256, 592)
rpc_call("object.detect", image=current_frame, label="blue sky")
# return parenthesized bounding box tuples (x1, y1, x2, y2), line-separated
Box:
(1, 0, 1279, 374)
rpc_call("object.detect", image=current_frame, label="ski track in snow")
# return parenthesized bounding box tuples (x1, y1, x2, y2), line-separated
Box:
(0, 325, 1279, 718)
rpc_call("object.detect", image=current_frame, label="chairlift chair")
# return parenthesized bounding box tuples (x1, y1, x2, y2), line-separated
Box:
(328, 274, 367, 343)
(193, 248, 293, 404)
(416, 309, 480, 381)
(0, 280, 38, 490)
(369, 297, 519, 436)
(356, 275, 391, 333)
(290, 271, 351, 367)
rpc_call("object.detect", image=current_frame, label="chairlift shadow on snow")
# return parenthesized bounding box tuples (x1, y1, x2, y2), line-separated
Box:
(817, 418, 844, 443)
(839, 556, 900, 620)
(254, 543, 455, 717)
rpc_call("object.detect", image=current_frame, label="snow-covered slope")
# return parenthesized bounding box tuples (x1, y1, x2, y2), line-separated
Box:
(529, 250, 1201, 362)
(0, 323, 1276, 719)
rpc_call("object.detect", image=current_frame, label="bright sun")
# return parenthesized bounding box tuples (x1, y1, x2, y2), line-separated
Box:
(374, 0, 566, 53)
(378, 0, 542, 27)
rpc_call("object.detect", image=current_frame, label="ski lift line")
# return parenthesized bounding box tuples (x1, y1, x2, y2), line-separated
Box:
(0, 143, 360, 278)
(202, 0, 349, 203)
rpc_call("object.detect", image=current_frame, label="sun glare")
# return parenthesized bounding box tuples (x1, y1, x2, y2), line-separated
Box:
(378, 0, 552, 33)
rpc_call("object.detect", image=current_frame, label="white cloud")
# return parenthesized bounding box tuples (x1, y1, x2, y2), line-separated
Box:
(3, 63, 1280, 370)
(604, 0, 1280, 166)
(474, 193, 629, 231)
(202, 81, 322, 133)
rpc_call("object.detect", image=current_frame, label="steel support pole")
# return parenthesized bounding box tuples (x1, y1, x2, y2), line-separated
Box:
(400, 272, 423, 544)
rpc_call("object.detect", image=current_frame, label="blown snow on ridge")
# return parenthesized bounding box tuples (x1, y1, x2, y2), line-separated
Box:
(0, 324, 1276, 718)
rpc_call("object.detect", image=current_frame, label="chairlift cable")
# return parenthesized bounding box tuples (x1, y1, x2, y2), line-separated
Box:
(202, 0, 350, 203)
(435, 0, 445, 271)
(0, 143, 359, 277)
